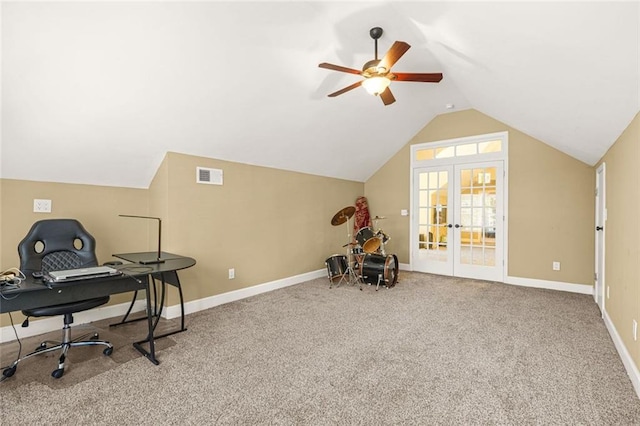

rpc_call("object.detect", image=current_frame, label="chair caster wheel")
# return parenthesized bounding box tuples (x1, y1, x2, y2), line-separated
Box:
(52, 368, 64, 379)
(90, 333, 100, 340)
(103, 347, 113, 356)
(35, 342, 47, 352)
(3, 366, 16, 378)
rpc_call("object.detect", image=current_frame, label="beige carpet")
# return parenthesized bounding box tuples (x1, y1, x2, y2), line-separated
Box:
(1, 272, 639, 425)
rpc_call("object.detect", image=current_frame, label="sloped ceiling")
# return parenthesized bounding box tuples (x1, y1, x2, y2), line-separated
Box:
(1, 1, 638, 188)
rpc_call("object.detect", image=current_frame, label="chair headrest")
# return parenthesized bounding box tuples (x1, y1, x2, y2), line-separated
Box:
(18, 219, 98, 274)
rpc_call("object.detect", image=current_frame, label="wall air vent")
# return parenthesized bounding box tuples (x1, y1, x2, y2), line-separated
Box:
(196, 167, 223, 185)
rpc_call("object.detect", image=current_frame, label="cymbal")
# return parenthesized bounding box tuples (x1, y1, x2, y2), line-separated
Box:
(331, 206, 356, 226)
(373, 216, 386, 220)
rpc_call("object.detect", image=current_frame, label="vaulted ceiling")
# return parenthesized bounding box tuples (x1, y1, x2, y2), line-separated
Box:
(1, 1, 638, 188)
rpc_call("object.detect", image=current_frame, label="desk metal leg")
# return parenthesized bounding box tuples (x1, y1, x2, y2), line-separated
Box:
(132, 279, 159, 365)
(150, 273, 187, 339)
(109, 283, 159, 327)
(114, 272, 187, 365)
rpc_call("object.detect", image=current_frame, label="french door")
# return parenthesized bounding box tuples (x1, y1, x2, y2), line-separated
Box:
(412, 161, 504, 281)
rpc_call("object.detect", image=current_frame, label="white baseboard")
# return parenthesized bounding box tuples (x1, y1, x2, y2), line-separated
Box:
(399, 263, 411, 271)
(505, 275, 593, 295)
(1, 269, 327, 343)
(0, 270, 594, 344)
(0, 300, 147, 343)
(603, 310, 640, 399)
(164, 269, 326, 319)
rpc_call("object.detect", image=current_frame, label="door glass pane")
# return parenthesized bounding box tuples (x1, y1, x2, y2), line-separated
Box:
(458, 166, 497, 267)
(428, 172, 438, 187)
(460, 169, 472, 189)
(439, 171, 448, 187)
(435, 147, 455, 158)
(456, 143, 477, 156)
(460, 208, 471, 226)
(417, 170, 449, 263)
(479, 140, 502, 153)
(416, 149, 435, 161)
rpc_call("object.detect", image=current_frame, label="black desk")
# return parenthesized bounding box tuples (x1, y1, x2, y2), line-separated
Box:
(0, 254, 195, 365)
(111, 252, 195, 347)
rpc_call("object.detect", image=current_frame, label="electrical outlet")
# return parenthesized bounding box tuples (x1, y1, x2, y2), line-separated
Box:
(228, 268, 235, 279)
(33, 199, 52, 213)
(552, 261, 560, 271)
(633, 320, 637, 341)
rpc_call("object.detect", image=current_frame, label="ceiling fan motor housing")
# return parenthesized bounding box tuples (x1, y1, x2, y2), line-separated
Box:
(363, 59, 385, 75)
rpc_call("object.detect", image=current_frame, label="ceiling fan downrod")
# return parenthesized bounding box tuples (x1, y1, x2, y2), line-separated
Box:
(364, 27, 385, 74)
(370, 27, 383, 61)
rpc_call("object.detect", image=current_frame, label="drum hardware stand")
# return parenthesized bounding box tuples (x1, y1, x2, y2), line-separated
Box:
(335, 217, 360, 288)
(329, 205, 360, 289)
(358, 273, 386, 291)
(375, 274, 387, 291)
(373, 215, 388, 256)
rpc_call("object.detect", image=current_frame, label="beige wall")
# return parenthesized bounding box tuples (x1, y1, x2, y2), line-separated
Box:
(0, 179, 149, 326)
(156, 152, 363, 305)
(1, 155, 363, 326)
(599, 112, 640, 372)
(365, 109, 595, 285)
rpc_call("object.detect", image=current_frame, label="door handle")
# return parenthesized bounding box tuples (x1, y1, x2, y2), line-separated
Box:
(454, 224, 461, 228)
(596, 226, 603, 231)
(447, 224, 453, 228)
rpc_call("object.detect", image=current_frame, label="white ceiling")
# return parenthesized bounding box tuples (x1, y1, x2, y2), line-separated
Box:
(1, 1, 638, 188)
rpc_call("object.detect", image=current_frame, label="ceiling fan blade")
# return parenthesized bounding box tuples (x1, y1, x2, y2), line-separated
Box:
(378, 41, 410, 71)
(394, 72, 443, 83)
(318, 62, 362, 75)
(379, 87, 396, 106)
(328, 81, 363, 97)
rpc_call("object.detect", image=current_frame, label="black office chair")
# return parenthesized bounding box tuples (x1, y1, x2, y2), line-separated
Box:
(2, 219, 113, 379)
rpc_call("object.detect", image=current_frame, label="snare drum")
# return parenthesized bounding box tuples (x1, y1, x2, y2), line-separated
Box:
(325, 254, 348, 282)
(358, 253, 399, 287)
(356, 227, 381, 254)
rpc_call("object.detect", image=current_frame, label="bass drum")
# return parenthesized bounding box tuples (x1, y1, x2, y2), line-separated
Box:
(325, 254, 348, 282)
(358, 253, 399, 287)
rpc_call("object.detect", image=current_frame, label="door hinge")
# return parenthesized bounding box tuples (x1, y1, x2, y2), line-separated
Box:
(595, 187, 598, 197)
(594, 272, 598, 281)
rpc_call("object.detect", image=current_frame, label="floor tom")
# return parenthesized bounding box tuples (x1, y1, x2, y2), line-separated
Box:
(325, 254, 348, 282)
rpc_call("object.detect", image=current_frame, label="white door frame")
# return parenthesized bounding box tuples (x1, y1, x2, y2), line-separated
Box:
(410, 132, 509, 282)
(595, 163, 606, 313)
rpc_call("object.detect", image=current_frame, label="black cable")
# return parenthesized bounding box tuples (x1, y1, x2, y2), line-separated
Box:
(0, 312, 22, 382)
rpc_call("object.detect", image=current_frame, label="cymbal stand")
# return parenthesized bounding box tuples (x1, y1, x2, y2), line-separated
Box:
(336, 216, 359, 287)
(373, 216, 386, 256)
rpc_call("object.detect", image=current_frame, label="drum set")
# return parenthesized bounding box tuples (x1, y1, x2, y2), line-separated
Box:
(325, 206, 399, 290)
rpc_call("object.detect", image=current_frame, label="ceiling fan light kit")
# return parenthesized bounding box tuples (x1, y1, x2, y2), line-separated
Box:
(362, 76, 391, 96)
(318, 27, 443, 106)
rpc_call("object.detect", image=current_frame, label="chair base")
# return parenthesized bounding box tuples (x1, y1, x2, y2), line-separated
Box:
(2, 326, 113, 379)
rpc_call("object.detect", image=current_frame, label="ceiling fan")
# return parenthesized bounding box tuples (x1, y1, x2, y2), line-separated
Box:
(318, 27, 443, 106)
